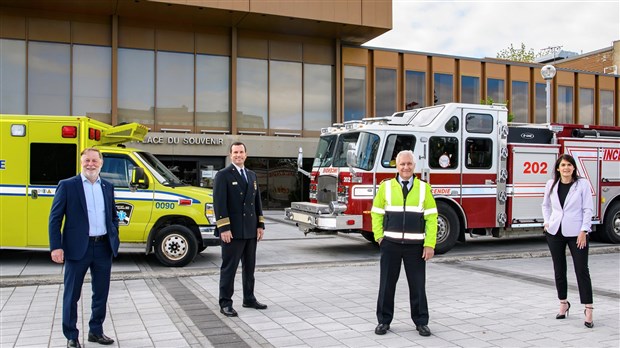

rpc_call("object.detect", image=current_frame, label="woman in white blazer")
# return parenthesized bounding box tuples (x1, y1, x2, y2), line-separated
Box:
(542, 154, 594, 328)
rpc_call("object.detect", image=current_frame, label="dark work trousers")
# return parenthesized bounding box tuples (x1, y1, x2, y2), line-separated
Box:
(62, 238, 113, 340)
(545, 232, 593, 304)
(376, 240, 428, 326)
(219, 238, 258, 308)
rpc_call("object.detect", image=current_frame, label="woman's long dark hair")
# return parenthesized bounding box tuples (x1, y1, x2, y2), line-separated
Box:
(550, 154, 580, 191)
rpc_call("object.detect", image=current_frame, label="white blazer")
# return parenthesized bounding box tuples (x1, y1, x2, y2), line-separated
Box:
(541, 178, 593, 237)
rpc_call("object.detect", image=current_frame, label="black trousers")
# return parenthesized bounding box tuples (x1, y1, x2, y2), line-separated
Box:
(545, 232, 593, 304)
(376, 240, 428, 326)
(219, 238, 257, 308)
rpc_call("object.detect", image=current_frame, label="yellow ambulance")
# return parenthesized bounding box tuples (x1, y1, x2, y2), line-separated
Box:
(0, 115, 219, 267)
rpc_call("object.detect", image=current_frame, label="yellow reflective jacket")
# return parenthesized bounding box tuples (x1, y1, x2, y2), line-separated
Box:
(371, 177, 438, 247)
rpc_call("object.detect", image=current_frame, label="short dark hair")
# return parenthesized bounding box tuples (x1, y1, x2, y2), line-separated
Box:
(229, 141, 246, 153)
(81, 147, 102, 159)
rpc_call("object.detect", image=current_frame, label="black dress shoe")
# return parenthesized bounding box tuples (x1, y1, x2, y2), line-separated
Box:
(67, 339, 81, 348)
(374, 323, 390, 335)
(220, 306, 238, 317)
(416, 325, 431, 336)
(88, 333, 115, 345)
(242, 301, 268, 310)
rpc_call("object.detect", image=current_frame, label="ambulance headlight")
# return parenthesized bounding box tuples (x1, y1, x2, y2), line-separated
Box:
(11, 124, 26, 137)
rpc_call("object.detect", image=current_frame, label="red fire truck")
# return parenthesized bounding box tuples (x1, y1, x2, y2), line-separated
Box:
(285, 103, 620, 254)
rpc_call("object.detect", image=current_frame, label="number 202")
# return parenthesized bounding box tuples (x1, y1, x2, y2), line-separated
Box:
(523, 161, 548, 174)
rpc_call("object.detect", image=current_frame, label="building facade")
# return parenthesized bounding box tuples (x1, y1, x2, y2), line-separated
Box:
(1, 0, 618, 208)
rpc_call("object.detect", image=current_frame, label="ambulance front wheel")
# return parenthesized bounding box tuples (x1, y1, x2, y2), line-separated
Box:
(154, 225, 198, 267)
(435, 201, 460, 254)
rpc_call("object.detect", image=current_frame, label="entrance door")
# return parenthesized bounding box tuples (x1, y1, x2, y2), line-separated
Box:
(28, 121, 79, 247)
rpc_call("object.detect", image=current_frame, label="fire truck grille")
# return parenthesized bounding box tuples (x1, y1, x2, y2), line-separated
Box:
(316, 175, 338, 204)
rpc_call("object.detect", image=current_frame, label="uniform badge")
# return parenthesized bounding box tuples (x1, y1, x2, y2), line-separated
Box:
(232, 181, 238, 185)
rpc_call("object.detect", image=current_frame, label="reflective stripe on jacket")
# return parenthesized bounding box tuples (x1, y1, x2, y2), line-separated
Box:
(371, 177, 438, 247)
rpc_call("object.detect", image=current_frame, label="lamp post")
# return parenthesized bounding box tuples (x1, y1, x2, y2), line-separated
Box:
(541, 64, 556, 124)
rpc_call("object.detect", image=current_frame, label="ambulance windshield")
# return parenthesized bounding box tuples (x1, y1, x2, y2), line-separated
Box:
(136, 152, 185, 186)
(313, 133, 360, 168)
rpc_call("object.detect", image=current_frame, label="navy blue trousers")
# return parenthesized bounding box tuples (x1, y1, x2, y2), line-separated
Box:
(376, 240, 428, 326)
(62, 238, 112, 340)
(219, 238, 257, 308)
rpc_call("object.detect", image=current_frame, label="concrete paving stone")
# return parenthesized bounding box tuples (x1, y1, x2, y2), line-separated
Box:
(298, 335, 343, 347)
(467, 329, 509, 341)
(338, 336, 383, 348)
(16, 328, 52, 338)
(117, 338, 155, 347)
(451, 337, 496, 347)
(149, 330, 185, 342)
(325, 328, 364, 340)
(313, 321, 349, 332)
(154, 339, 192, 348)
(117, 330, 152, 340)
(277, 321, 315, 332)
(14, 334, 50, 346)
(247, 320, 282, 331)
(487, 337, 530, 347)
(115, 323, 149, 334)
(373, 335, 418, 348)
(445, 322, 484, 334)
(303, 316, 336, 325)
(256, 328, 293, 339)
(264, 334, 305, 347)
(482, 322, 524, 334)
(290, 328, 330, 340)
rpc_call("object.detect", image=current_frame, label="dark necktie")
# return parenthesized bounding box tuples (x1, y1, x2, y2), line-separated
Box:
(402, 180, 409, 199)
(240, 168, 247, 183)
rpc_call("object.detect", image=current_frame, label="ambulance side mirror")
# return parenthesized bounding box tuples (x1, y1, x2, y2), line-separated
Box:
(130, 167, 149, 189)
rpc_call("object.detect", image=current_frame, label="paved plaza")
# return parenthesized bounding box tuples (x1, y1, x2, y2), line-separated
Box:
(1, 213, 619, 347)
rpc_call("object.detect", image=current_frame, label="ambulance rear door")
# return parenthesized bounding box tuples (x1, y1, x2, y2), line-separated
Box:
(1, 119, 28, 247)
(27, 120, 79, 247)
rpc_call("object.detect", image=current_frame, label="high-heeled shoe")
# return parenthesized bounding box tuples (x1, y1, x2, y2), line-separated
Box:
(584, 306, 594, 328)
(556, 300, 571, 319)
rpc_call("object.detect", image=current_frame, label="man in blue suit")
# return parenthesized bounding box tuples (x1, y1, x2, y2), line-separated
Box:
(49, 148, 120, 348)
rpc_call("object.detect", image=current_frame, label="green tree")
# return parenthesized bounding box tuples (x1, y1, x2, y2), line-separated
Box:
(496, 43, 535, 62)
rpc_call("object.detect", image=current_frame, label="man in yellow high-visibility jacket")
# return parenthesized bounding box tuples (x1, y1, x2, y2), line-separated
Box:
(371, 150, 438, 337)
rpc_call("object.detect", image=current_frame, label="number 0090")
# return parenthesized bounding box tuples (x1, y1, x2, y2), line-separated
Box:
(523, 161, 548, 174)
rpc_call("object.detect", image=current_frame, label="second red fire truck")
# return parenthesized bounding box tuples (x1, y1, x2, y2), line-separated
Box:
(285, 103, 620, 253)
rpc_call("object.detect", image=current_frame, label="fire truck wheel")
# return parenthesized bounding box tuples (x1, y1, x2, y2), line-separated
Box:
(597, 201, 620, 244)
(362, 231, 378, 245)
(435, 201, 460, 254)
(154, 225, 198, 267)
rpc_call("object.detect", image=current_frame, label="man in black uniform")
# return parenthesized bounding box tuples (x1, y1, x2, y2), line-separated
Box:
(213, 141, 266, 317)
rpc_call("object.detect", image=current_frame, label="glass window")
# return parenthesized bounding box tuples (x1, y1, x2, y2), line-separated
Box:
(535, 82, 549, 123)
(30, 143, 76, 184)
(304, 64, 334, 131)
(557, 86, 574, 123)
(355, 132, 381, 171)
(579, 87, 594, 125)
(487, 78, 505, 104)
(461, 76, 480, 104)
(270, 60, 302, 130)
(429, 136, 459, 169)
(333, 132, 361, 167)
(314, 135, 337, 167)
(344, 65, 366, 121)
(28, 41, 70, 115)
(196, 54, 230, 129)
(118, 48, 155, 125)
(381, 134, 416, 168)
(101, 155, 137, 188)
(376, 68, 396, 116)
(405, 70, 425, 109)
(445, 116, 459, 133)
(156, 51, 194, 128)
(511, 81, 529, 123)
(466, 113, 493, 134)
(434, 73, 453, 105)
(466, 138, 492, 169)
(72, 45, 111, 123)
(600, 90, 615, 126)
(0, 39, 26, 114)
(237, 57, 268, 129)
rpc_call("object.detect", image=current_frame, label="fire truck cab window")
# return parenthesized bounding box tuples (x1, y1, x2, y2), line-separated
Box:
(466, 138, 492, 169)
(445, 116, 459, 133)
(429, 137, 458, 169)
(382, 134, 416, 168)
(333, 133, 360, 167)
(466, 113, 493, 134)
(355, 132, 381, 170)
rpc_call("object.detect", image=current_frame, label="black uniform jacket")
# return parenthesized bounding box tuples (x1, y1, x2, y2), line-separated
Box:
(213, 164, 265, 239)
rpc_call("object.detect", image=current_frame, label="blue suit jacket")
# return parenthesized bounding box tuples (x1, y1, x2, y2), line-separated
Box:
(49, 175, 120, 260)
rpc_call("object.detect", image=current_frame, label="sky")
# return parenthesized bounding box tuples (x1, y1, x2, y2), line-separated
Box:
(363, 0, 620, 59)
